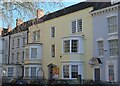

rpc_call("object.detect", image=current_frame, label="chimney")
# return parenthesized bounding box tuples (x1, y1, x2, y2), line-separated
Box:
(0, 29, 3, 36)
(36, 9, 44, 18)
(7, 25, 12, 32)
(16, 18, 23, 26)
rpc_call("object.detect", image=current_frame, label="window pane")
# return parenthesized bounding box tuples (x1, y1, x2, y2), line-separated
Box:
(72, 21, 76, 33)
(63, 65, 69, 78)
(33, 31, 36, 42)
(51, 27, 55, 37)
(77, 19, 82, 32)
(71, 65, 78, 78)
(51, 45, 55, 57)
(31, 48, 37, 58)
(37, 30, 40, 41)
(108, 16, 117, 33)
(108, 65, 114, 82)
(31, 67, 36, 78)
(23, 37, 25, 45)
(8, 67, 14, 77)
(25, 49, 29, 59)
(11, 53, 14, 64)
(17, 38, 20, 47)
(109, 39, 118, 56)
(25, 67, 29, 78)
(17, 52, 20, 63)
(64, 40, 70, 53)
(71, 40, 78, 52)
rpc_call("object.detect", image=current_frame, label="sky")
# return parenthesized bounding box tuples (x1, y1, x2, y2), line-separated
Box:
(0, 0, 86, 29)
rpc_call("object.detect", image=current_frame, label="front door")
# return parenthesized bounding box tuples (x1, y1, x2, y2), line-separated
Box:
(94, 68, 100, 81)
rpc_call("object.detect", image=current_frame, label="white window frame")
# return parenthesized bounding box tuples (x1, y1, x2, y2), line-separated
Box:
(51, 44, 55, 57)
(31, 48, 37, 58)
(25, 48, 29, 59)
(97, 41, 104, 56)
(62, 62, 83, 79)
(50, 27, 55, 38)
(71, 19, 82, 33)
(25, 67, 29, 78)
(62, 37, 83, 54)
(108, 39, 118, 56)
(106, 60, 117, 82)
(32, 30, 40, 42)
(107, 15, 118, 35)
(31, 67, 37, 78)
(8, 67, 14, 77)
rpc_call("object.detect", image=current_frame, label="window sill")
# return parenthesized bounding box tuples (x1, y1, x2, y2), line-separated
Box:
(98, 56, 104, 58)
(62, 52, 82, 54)
(108, 32, 118, 36)
(110, 56, 118, 58)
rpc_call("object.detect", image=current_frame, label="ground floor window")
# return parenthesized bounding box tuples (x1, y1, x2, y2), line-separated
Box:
(63, 65, 78, 79)
(31, 67, 37, 78)
(63, 65, 69, 78)
(8, 67, 14, 77)
(108, 65, 114, 82)
(25, 67, 29, 78)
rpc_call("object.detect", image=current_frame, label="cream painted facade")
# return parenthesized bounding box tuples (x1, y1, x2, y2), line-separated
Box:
(28, 7, 93, 80)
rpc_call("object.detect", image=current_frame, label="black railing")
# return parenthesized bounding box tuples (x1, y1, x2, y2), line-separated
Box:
(2, 79, 120, 86)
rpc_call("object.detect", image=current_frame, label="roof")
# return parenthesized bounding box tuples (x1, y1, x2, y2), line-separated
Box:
(3, 2, 118, 36)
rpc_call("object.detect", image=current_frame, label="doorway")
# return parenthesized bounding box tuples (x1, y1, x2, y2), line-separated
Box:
(94, 68, 100, 81)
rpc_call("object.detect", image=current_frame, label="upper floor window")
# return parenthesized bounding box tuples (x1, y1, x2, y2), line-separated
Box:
(51, 45, 55, 57)
(97, 41, 104, 56)
(11, 53, 14, 64)
(109, 39, 118, 56)
(23, 37, 25, 46)
(63, 39, 79, 53)
(17, 52, 20, 63)
(12, 39, 14, 49)
(51, 27, 55, 37)
(17, 38, 20, 47)
(72, 19, 82, 33)
(22, 51, 24, 62)
(32, 30, 40, 42)
(25, 49, 29, 59)
(107, 16, 117, 34)
(31, 48, 37, 58)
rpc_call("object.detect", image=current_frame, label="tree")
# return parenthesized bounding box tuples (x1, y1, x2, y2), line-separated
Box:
(0, 0, 64, 27)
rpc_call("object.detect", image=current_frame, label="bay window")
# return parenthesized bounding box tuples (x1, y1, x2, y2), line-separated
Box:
(63, 37, 83, 53)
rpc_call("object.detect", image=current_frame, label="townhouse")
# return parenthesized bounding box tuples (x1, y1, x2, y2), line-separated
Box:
(91, 2, 120, 82)
(27, 2, 94, 80)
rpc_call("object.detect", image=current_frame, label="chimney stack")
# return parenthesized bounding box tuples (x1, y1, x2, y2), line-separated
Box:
(16, 18, 23, 26)
(7, 25, 12, 32)
(36, 9, 44, 18)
